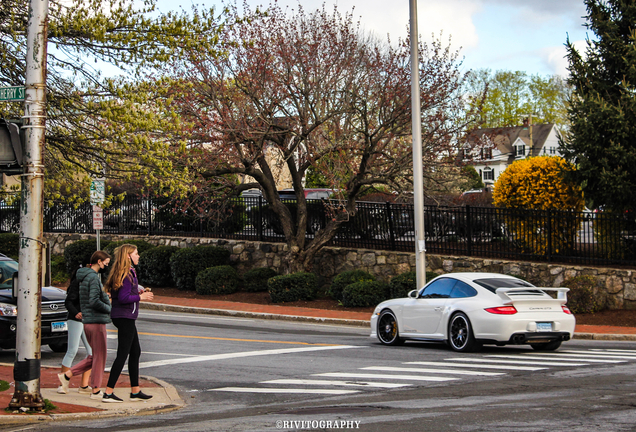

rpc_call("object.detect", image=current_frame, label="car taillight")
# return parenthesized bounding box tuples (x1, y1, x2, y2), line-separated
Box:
(484, 306, 517, 315)
(562, 305, 572, 314)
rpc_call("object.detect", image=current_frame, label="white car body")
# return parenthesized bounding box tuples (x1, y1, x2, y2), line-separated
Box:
(370, 272, 576, 352)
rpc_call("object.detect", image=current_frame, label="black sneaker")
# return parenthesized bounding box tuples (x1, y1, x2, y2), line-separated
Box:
(130, 391, 153, 401)
(102, 392, 123, 403)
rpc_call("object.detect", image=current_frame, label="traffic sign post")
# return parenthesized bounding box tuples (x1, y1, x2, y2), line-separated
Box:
(90, 180, 105, 250)
(0, 86, 25, 101)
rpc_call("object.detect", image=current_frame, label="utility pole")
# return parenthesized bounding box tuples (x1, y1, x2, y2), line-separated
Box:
(10, 0, 49, 410)
(410, 0, 427, 290)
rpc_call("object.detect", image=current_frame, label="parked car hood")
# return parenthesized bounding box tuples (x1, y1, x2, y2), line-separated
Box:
(0, 286, 67, 304)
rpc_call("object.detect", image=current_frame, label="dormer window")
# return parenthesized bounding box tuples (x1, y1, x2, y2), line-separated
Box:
(480, 148, 493, 160)
(515, 145, 526, 157)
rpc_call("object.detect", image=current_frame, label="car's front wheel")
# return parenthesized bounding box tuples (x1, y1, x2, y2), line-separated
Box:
(530, 340, 562, 351)
(448, 312, 481, 352)
(377, 310, 403, 345)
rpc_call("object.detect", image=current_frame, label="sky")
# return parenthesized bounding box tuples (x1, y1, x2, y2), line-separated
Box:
(155, 0, 591, 77)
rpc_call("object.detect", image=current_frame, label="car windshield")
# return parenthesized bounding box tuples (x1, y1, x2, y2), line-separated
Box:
(0, 259, 18, 289)
(473, 277, 541, 294)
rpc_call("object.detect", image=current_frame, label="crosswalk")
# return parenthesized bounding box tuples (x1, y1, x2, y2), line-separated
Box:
(208, 348, 636, 396)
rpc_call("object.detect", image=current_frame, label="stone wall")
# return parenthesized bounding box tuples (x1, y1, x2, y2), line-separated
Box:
(47, 233, 636, 310)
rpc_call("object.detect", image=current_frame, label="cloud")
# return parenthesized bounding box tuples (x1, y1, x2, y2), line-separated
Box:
(541, 39, 588, 76)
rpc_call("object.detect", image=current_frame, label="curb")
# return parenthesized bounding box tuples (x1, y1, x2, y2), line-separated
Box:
(141, 302, 371, 327)
(0, 368, 185, 426)
(572, 332, 636, 341)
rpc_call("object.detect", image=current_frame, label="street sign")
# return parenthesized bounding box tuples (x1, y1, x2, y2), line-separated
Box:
(90, 179, 105, 205)
(0, 86, 25, 101)
(92, 205, 103, 230)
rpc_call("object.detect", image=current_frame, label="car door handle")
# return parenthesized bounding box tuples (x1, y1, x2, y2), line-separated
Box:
(434, 307, 442, 311)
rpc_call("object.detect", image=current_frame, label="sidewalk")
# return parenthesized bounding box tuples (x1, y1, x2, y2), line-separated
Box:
(2, 294, 636, 424)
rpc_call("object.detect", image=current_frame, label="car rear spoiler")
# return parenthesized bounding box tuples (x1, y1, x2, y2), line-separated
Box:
(495, 287, 569, 305)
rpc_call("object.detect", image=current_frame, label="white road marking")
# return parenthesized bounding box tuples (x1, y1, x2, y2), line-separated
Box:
(134, 345, 362, 369)
(591, 349, 636, 354)
(545, 351, 636, 359)
(209, 387, 359, 395)
(486, 354, 624, 363)
(523, 352, 633, 361)
(315, 372, 458, 382)
(406, 361, 546, 371)
(261, 379, 410, 388)
(361, 366, 504, 376)
(445, 357, 589, 367)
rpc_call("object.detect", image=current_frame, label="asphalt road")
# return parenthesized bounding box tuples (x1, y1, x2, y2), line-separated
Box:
(2, 310, 636, 432)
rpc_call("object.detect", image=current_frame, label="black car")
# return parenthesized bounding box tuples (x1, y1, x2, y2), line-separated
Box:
(0, 255, 68, 351)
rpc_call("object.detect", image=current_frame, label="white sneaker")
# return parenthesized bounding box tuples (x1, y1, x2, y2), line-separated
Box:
(57, 373, 69, 394)
(89, 390, 103, 400)
(78, 386, 93, 394)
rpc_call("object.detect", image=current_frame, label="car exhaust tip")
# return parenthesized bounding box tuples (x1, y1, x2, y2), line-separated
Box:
(512, 334, 526, 344)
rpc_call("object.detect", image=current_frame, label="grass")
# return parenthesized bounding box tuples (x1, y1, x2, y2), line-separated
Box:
(0, 380, 9, 392)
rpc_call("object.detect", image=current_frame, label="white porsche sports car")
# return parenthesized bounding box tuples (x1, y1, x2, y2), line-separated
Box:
(370, 273, 576, 352)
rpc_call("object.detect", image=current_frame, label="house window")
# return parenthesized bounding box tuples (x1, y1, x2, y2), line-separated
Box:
(483, 169, 494, 181)
(515, 145, 526, 157)
(549, 147, 556, 155)
(480, 148, 492, 160)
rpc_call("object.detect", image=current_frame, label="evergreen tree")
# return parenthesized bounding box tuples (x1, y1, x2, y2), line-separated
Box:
(562, 0, 636, 212)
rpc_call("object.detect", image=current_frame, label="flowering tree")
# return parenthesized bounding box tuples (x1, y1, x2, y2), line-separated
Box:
(165, 2, 471, 273)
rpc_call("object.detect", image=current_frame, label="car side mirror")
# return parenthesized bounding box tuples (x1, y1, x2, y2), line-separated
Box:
(408, 290, 418, 298)
(12, 271, 18, 299)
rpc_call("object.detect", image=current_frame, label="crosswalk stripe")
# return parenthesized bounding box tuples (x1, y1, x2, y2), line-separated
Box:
(315, 372, 459, 382)
(591, 349, 636, 354)
(548, 350, 636, 359)
(261, 379, 411, 388)
(361, 366, 504, 376)
(209, 387, 360, 395)
(445, 358, 589, 367)
(406, 361, 546, 371)
(523, 352, 631, 361)
(486, 354, 624, 363)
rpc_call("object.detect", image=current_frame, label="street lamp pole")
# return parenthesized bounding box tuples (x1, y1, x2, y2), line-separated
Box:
(410, 0, 427, 290)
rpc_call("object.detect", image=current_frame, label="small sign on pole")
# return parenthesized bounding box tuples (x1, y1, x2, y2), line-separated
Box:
(0, 86, 25, 102)
(92, 205, 103, 230)
(90, 178, 105, 205)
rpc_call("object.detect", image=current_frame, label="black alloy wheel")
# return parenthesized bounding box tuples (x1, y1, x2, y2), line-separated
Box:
(377, 310, 403, 345)
(448, 312, 480, 352)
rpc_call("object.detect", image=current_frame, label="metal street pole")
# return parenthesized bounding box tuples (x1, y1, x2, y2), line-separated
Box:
(10, 0, 49, 410)
(410, 0, 427, 290)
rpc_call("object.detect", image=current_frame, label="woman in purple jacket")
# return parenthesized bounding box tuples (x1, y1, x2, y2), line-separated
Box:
(102, 244, 154, 403)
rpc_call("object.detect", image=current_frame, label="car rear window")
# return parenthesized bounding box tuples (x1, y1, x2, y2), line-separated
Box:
(473, 277, 536, 294)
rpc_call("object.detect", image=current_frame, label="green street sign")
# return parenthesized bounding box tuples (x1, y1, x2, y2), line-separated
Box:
(0, 86, 25, 101)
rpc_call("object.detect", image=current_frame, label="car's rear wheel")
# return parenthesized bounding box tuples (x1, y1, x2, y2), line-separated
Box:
(377, 310, 403, 345)
(530, 340, 562, 351)
(448, 312, 481, 352)
(48, 341, 68, 353)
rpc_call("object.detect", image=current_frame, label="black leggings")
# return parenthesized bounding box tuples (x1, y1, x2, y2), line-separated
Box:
(107, 318, 141, 389)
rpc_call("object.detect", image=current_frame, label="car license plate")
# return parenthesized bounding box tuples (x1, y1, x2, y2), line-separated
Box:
(536, 322, 552, 332)
(51, 321, 68, 332)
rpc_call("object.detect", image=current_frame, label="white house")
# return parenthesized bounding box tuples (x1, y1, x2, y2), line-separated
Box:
(464, 122, 562, 187)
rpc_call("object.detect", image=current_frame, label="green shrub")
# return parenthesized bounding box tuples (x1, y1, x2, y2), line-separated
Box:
(138, 246, 179, 287)
(50, 254, 68, 284)
(388, 271, 439, 298)
(562, 275, 605, 314)
(169, 245, 231, 291)
(342, 280, 389, 307)
(63, 239, 111, 275)
(243, 267, 278, 292)
(329, 270, 375, 301)
(0, 233, 19, 259)
(268, 272, 317, 303)
(196, 265, 239, 295)
(104, 239, 155, 257)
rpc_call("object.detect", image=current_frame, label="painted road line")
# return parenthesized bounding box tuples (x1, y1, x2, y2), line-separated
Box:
(523, 352, 632, 361)
(361, 366, 504, 376)
(591, 349, 636, 354)
(405, 361, 546, 371)
(551, 350, 636, 359)
(261, 379, 411, 388)
(445, 357, 589, 367)
(486, 354, 624, 363)
(209, 387, 359, 395)
(315, 373, 458, 382)
(107, 328, 340, 346)
(134, 345, 362, 370)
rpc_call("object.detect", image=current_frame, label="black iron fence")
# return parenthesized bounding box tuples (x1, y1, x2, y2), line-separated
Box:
(1, 197, 634, 267)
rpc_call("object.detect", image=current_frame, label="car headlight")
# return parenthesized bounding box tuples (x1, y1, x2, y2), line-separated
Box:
(0, 302, 18, 316)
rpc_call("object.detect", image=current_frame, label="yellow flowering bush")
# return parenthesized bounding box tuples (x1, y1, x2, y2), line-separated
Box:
(493, 156, 584, 255)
